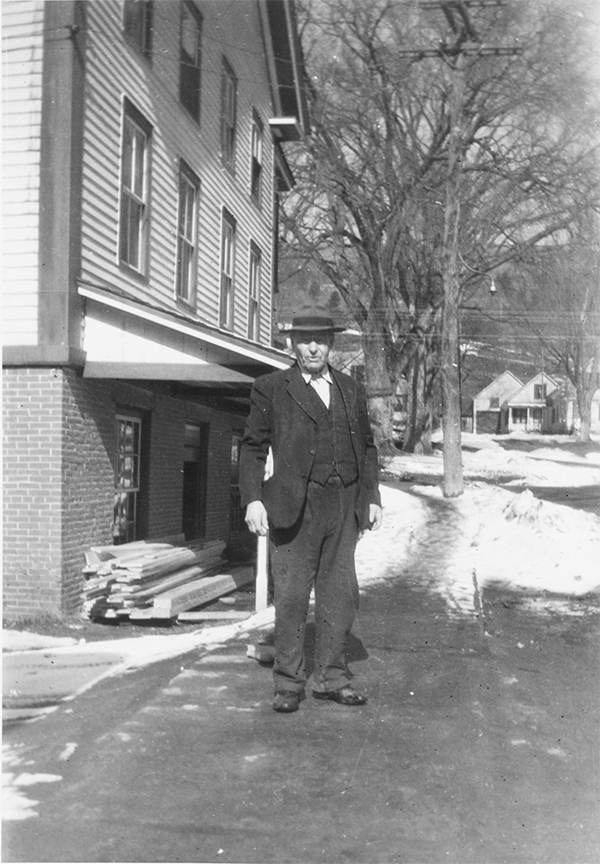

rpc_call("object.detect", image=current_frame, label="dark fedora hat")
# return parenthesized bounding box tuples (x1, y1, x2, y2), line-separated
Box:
(287, 303, 346, 333)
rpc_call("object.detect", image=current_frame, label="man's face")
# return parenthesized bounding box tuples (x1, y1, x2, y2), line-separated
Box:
(292, 330, 333, 375)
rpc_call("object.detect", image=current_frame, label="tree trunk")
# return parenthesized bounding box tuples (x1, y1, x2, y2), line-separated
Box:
(403, 343, 433, 455)
(576, 381, 592, 443)
(362, 328, 395, 457)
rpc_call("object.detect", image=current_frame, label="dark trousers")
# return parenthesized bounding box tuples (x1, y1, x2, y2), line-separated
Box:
(269, 476, 360, 694)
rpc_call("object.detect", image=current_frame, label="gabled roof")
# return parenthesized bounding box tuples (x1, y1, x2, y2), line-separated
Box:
(504, 372, 559, 406)
(474, 370, 523, 401)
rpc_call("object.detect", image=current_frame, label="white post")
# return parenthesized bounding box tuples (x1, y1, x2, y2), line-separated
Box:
(255, 532, 269, 611)
(254, 446, 273, 612)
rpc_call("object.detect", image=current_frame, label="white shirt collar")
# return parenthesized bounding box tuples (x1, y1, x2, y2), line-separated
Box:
(301, 366, 333, 384)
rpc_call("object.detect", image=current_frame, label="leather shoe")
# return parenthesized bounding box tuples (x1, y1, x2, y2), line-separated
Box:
(312, 686, 367, 706)
(272, 690, 305, 713)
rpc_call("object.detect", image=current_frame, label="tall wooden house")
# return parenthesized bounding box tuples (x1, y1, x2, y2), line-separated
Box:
(2, 0, 308, 618)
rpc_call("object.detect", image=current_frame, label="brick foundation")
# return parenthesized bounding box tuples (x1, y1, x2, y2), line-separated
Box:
(2, 367, 247, 619)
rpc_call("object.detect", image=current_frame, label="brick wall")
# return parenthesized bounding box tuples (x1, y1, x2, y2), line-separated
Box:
(3, 368, 64, 617)
(3, 367, 248, 619)
(3, 368, 116, 618)
(61, 371, 115, 611)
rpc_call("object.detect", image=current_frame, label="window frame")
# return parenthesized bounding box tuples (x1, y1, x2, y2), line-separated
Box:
(123, 0, 153, 59)
(114, 414, 142, 544)
(175, 160, 200, 308)
(220, 58, 237, 169)
(247, 241, 262, 341)
(489, 396, 500, 409)
(179, 1, 202, 122)
(219, 209, 236, 330)
(119, 100, 152, 277)
(250, 110, 264, 205)
(533, 383, 547, 400)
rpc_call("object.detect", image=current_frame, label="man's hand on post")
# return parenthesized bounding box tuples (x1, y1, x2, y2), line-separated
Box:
(245, 500, 269, 536)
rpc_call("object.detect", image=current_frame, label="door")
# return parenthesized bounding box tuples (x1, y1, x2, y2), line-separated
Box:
(182, 423, 208, 540)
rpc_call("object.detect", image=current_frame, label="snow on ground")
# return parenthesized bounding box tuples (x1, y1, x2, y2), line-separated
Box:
(3, 433, 599, 658)
(5, 432, 598, 820)
(359, 432, 600, 613)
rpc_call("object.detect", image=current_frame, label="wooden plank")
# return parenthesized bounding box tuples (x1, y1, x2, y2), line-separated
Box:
(127, 608, 172, 621)
(127, 608, 252, 623)
(109, 543, 226, 580)
(152, 567, 255, 617)
(85, 541, 178, 566)
(117, 550, 223, 582)
(177, 610, 252, 622)
(117, 563, 221, 602)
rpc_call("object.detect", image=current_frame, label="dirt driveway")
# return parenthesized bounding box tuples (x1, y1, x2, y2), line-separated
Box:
(3, 493, 599, 864)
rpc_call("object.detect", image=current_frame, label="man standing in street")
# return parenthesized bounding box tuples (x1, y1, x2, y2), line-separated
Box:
(240, 304, 383, 713)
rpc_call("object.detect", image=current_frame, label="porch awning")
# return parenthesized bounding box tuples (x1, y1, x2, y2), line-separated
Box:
(82, 362, 255, 384)
(78, 284, 293, 385)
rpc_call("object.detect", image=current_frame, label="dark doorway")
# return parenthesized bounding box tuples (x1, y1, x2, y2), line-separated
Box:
(182, 422, 209, 540)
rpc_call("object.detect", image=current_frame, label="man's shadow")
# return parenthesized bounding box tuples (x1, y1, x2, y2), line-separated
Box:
(304, 622, 369, 679)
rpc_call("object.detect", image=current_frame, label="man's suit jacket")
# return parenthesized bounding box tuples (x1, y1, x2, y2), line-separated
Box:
(239, 364, 381, 530)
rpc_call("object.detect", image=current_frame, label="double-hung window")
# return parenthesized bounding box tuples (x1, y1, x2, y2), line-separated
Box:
(124, 0, 153, 58)
(534, 384, 547, 400)
(220, 59, 237, 168)
(119, 102, 151, 275)
(176, 162, 200, 306)
(180, 2, 202, 121)
(248, 242, 261, 341)
(220, 210, 236, 329)
(250, 111, 264, 204)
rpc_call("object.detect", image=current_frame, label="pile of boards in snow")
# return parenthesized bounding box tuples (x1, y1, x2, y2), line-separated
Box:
(81, 537, 254, 624)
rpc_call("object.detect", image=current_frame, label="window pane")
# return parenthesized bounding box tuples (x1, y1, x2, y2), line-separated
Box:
(181, 5, 198, 60)
(124, 0, 153, 56)
(132, 128, 145, 196)
(176, 166, 198, 302)
(180, 5, 201, 119)
(122, 123, 133, 189)
(128, 199, 141, 266)
(221, 63, 236, 164)
(120, 107, 149, 272)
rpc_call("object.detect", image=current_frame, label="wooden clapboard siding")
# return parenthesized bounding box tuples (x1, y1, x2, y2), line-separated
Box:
(1, 0, 45, 348)
(79, 0, 276, 347)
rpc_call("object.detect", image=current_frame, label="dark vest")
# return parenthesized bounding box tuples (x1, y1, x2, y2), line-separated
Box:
(307, 376, 358, 486)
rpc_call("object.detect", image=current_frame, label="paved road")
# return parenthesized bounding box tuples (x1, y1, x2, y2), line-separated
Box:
(3, 498, 599, 864)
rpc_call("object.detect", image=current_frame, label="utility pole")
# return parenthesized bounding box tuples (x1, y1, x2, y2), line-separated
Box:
(398, 0, 522, 497)
(441, 45, 466, 496)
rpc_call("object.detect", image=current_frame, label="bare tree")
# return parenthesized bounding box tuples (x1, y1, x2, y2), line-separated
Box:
(503, 224, 600, 442)
(280, 0, 600, 461)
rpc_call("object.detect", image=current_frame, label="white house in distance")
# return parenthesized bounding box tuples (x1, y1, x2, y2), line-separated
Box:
(2, 0, 308, 618)
(502, 372, 559, 433)
(472, 370, 523, 434)
(473, 370, 600, 436)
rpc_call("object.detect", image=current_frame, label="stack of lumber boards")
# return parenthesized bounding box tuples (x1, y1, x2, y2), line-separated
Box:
(81, 538, 254, 623)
